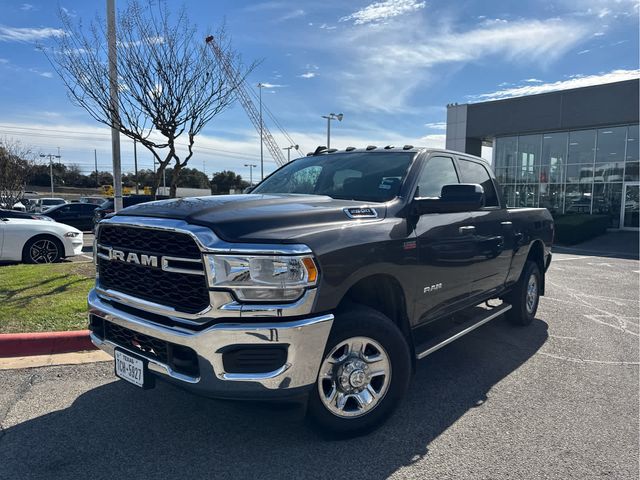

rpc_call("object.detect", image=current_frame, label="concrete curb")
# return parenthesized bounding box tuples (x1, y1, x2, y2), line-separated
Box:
(0, 330, 96, 358)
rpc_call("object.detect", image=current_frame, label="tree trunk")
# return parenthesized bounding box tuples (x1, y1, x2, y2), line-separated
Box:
(170, 163, 182, 198)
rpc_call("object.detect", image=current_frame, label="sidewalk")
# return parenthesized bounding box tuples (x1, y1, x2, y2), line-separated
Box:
(553, 231, 640, 260)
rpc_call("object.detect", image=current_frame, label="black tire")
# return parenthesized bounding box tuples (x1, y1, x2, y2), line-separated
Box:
(22, 236, 64, 264)
(306, 304, 412, 438)
(504, 261, 541, 326)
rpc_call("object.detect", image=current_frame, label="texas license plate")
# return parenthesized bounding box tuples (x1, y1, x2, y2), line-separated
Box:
(115, 349, 146, 388)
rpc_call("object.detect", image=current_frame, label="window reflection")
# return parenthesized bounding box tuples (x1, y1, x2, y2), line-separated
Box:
(517, 135, 541, 183)
(568, 130, 596, 165)
(541, 132, 567, 184)
(492, 125, 637, 227)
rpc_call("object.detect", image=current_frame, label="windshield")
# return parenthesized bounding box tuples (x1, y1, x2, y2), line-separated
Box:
(252, 152, 415, 202)
(43, 199, 65, 205)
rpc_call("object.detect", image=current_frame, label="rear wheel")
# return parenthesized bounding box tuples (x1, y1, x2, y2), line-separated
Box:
(22, 236, 63, 264)
(306, 305, 411, 438)
(504, 260, 541, 326)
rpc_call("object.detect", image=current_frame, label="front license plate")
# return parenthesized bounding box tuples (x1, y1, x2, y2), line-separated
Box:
(115, 349, 145, 388)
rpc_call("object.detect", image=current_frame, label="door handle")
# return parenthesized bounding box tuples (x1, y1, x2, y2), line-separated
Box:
(500, 221, 513, 227)
(459, 225, 476, 235)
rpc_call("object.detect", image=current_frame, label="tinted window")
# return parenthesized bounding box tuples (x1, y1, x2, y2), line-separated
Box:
(458, 159, 499, 207)
(253, 152, 414, 202)
(81, 204, 99, 213)
(416, 156, 459, 197)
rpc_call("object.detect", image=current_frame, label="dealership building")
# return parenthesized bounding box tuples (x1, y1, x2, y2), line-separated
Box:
(446, 79, 639, 230)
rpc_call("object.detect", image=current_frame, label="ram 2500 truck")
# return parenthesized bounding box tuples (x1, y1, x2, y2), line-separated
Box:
(89, 147, 553, 436)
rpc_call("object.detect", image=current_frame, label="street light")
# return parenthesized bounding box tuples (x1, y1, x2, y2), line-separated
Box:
(257, 83, 265, 181)
(244, 163, 257, 186)
(39, 153, 61, 197)
(282, 145, 299, 162)
(321, 113, 343, 149)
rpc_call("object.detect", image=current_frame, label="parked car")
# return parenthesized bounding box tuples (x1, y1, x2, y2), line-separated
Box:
(79, 196, 107, 205)
(44, 202, 100, 231)
(93, 195, 160, 226)
(0, 217, 83, 263)
(0, 209, 54, 221)
(89, 146, 553, 437)
(30, 197, 67, 213)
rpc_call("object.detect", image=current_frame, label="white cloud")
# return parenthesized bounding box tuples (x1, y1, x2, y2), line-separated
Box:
(298, 72, 316, 78)
(593, 31, 605, 36)
(420, 134, 446, 148)
(0, 25, 65, 42)
(577, 49, 591, 54)
(424, 122, 447, 130)
(319, 23, 337, 30)
(338, 18, 590, 112)
(340, 0, 426, 25)
(277, 9, 305, 22)
(20, 3, 35, 11)
(0, 58, 8, 64)
(259, 82, 285, 88)
(470, 69, 640, 101)
(524, 78, 543, 83)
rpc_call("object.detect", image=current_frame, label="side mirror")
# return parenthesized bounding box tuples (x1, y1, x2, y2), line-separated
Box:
(413, 183, 485, 214)
(243, 186, 254, 194)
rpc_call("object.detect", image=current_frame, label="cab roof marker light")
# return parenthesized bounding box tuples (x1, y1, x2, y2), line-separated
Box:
(345, 146, 356, 151)
(327, 148, 338, 153)
(384, 145, 394, 149)
(403, 145, 414, 150)
(366, 145, 377, 150)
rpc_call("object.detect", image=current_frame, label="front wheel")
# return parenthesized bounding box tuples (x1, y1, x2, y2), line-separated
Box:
(306, 305, 411, 438)
(23, 236, 63, 264)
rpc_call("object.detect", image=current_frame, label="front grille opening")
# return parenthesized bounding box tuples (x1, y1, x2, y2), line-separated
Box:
(97, 258, 209, 314)
(221, 345, 288, 374)
(90, 315, 199, 377)
(98, 225, 201, 258)
(95, 225, 209, 314)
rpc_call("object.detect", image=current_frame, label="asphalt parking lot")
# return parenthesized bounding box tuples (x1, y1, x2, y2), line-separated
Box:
(0, 251, 638, 480)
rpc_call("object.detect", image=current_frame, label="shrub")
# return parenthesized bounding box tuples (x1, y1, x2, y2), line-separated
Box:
(553, 214, 610, 245)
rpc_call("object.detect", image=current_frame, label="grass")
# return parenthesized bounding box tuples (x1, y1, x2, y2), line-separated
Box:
(0, 261, 95, 334)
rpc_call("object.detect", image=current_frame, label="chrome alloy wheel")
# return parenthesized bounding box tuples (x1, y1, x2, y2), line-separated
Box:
(526, 274, 538, 315)
(317, 336, 392, 418)
(29, 239, 59, 263)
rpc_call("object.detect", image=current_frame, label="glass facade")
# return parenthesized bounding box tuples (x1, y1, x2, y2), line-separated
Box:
(494, 124, 639, 228)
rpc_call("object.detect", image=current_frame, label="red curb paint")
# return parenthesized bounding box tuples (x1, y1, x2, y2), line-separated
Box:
(0, 330, 97, 358)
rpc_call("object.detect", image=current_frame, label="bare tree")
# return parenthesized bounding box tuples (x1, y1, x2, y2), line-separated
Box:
(44, 1, 252, 197)
(0, 139, 34, 209)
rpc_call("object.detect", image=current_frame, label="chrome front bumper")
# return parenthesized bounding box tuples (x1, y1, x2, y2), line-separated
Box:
(88, 289, 334, 398)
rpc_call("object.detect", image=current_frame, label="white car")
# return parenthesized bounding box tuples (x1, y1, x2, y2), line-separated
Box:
(0, 216, 83, 263)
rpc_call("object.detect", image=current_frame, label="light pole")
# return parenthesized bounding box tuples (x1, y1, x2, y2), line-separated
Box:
(282, 145, 299, 162)
(106, 0, 123, 212)
(321, 113, 343, 149)
(257, 83, 265, 181)
(244, 163, 257, 185)
(39, 153, 60, 197)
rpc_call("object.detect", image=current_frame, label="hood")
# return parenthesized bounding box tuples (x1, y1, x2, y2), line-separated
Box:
(116, 194, 386, 242)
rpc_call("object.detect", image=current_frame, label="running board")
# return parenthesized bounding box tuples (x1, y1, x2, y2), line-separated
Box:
(415, 303, 512, 360)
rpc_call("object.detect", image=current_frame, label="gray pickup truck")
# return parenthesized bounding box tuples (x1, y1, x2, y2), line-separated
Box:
(89, 147, 553, 436)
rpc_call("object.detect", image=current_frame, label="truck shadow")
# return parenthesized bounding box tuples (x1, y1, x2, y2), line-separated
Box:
(1, 317, 548, 480)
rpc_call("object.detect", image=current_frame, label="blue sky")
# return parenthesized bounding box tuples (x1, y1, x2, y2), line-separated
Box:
(0, 0, 638, 181)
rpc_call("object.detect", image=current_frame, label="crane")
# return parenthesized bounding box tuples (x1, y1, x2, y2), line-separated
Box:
(205, 35, 301, 167)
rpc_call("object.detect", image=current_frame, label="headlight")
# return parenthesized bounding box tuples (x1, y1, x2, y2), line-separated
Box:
(204, 254, 318, 302)
(64, 232, 80, 238)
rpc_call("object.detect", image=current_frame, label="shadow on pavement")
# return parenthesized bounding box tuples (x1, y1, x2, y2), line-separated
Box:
(553, 231, 639, 260)
(1, 317, 548, 480)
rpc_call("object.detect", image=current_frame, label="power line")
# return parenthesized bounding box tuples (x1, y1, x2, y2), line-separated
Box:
(0, 125, 266, 160)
